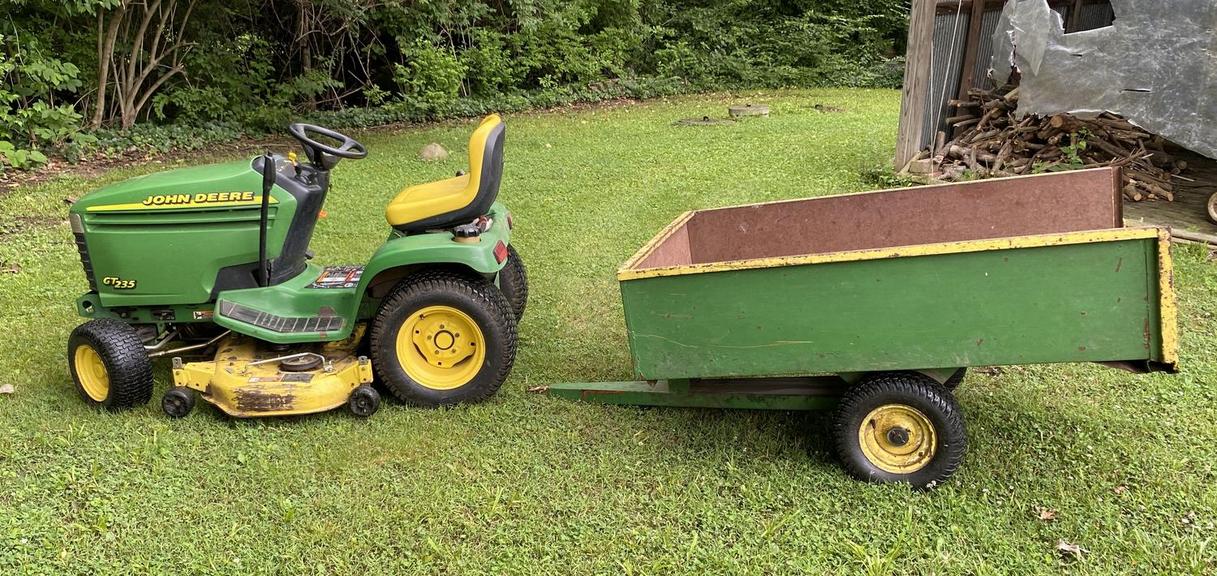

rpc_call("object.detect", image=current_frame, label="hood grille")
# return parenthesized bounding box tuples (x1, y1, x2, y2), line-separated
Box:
(69, 214, 97, 291)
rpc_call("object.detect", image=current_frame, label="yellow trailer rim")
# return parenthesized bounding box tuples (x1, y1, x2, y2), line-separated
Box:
(859, 404, 937, 474)
(74, 344, 110, 402)
(397, 305, 485, 390)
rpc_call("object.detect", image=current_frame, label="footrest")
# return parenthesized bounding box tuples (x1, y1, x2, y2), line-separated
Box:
(213, 263, 361, 343)
(219, 301, 344, 334)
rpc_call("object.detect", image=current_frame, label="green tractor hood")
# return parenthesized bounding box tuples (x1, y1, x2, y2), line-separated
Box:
(72, 159, 265, 214)
(69, 158, 298, 308)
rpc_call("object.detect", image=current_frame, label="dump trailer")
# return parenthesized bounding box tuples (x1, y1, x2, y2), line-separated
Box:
(548, 167, 1177, 487)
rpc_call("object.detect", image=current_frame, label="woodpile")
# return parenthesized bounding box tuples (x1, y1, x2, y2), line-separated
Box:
(917, 84, 1187, 202)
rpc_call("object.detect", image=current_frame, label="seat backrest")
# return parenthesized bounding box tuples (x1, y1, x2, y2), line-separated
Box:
(390, 114, 506, 233)
(465, 114, 505, 217)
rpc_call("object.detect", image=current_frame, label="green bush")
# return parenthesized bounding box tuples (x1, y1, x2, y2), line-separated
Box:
(0, 32, 91, 169)
(395, 40, 467, 109)
(0, 0, 909, 168)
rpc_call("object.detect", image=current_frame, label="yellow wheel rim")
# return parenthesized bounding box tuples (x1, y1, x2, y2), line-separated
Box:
(396, 305, 486, 390)
(858, 404, 937, 474)
(74, 344, 110, 402)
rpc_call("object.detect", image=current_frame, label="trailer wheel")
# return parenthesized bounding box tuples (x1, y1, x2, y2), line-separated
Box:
(833, 373, 966, 489)
(496, 244, 528, 321)
(1207, 192, 1217, 224)
(67, 319, 154, 411)
(369, 270, 517, 407)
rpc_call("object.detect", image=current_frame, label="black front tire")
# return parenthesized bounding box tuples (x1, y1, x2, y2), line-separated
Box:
(832, 372, 967, 489)
(369, 270, 517, 407)
(496, 244, 528, 321)
(67, 319, 154, 411)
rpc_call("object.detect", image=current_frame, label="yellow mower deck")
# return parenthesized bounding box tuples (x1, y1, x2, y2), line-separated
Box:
(171, 328, 373, 417)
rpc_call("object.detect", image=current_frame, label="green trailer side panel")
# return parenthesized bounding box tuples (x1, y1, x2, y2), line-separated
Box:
(620, 238, 1162, 380)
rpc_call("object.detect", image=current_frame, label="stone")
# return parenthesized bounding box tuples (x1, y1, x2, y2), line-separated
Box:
(419, 143, 449, 162)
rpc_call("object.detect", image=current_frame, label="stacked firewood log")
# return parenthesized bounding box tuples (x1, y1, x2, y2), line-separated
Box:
(920, 84, 1187, 202)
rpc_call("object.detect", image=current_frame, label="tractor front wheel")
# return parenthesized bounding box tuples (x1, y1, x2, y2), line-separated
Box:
(832, 372, 966, 489)
(369, 270, 517, 407)
(67, 319, 153, 411)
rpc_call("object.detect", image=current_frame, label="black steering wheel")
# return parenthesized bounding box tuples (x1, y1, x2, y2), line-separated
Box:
(288, 123, 367, 169)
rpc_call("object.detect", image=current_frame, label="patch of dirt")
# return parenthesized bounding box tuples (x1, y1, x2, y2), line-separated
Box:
(0, 214, 65, 237)
(0, 134, 297, 193)
(0, 91, 768, 190)
(672, 115, 736, 127)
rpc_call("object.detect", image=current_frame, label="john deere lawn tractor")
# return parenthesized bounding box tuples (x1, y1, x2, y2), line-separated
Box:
(66, 115, 527, 418)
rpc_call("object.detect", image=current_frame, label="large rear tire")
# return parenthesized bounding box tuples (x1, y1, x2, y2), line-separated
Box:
(833, 372, 966, 489)
(369, 270, 517, 407)
(67, 319, 154, 411)
(497, 244, 528, 321)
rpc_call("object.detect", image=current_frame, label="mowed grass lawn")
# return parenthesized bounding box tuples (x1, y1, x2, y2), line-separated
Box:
(2, 89, 1217, 575)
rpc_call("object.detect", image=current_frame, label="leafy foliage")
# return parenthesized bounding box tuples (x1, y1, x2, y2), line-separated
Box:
(0, 0, 910, 167)
(0, 32, 90, 169)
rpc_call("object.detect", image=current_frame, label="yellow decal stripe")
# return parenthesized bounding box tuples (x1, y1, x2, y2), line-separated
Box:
(1157, 229, 1179, 368)
(87, 195, 277, 212)
(617, 227, 1163, 281)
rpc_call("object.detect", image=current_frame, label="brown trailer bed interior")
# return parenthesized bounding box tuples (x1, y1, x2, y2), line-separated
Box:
(629, 167, 1125, 271)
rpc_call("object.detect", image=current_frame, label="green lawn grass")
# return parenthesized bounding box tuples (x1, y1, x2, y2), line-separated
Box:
(2, 88, 1216, 574)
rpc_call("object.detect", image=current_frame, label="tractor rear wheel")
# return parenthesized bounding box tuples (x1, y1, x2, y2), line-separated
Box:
(496, 244, 528, 321)
(67, 319, 153, 411)
(832, 372, 966, 489)
(369, 270, 517, 407)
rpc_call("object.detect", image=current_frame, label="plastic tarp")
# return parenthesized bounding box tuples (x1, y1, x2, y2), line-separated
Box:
(991, 0, 1217, 159)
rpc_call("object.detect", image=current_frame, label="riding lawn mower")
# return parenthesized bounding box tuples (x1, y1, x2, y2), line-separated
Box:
(66, 114, 526, 418)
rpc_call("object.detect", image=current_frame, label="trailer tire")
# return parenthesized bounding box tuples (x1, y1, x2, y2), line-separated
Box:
(496, 244, 528, 321)
(833, 372, 966, 489)
(370, 270, 517, 407)
(67, 319, 154, 411)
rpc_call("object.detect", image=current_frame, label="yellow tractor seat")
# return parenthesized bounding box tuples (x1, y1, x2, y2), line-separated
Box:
(386, 114, 505, 232)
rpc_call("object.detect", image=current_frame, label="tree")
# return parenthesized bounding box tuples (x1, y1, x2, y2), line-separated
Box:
(92, 0, 198, 128)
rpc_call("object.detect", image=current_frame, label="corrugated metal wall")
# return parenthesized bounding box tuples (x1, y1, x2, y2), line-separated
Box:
(921, 9, 971, 147)
(1076, 2, 1115, 31)
(968, 9, 1006, 94)
(918, 1, 1114, 150)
